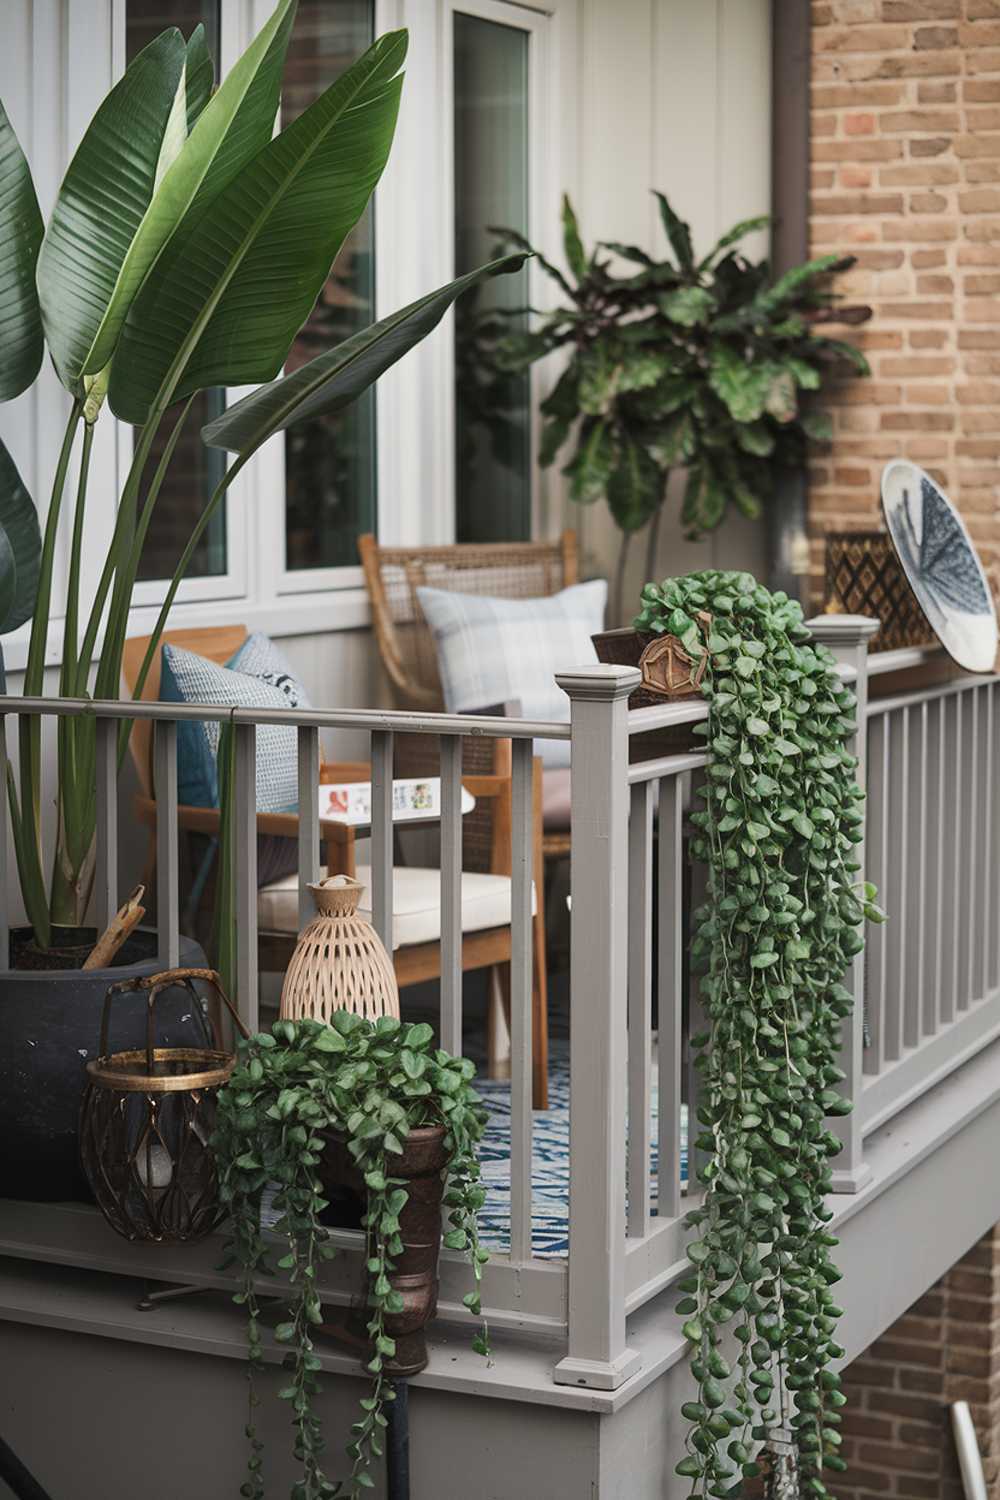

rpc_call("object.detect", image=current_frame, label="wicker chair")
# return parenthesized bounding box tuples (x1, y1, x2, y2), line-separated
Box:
(357, 531, 578, 864)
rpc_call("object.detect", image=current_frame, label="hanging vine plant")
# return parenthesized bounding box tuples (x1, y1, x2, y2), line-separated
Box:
(213, 1013, 490, 1500)
(633, 570, 885, 1500)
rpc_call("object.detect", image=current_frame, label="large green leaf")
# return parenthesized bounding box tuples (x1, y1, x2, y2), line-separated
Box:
(36, 29, 186, 392)
(708, 342, 769, 424)
(561, 195, 588, 282)
(0, 439, 40, 634)
(607, 433, 662, 532)
(654, 192, 694, 273)
(202, 253, 526, 456)
(0, 103, 44, 401)
(82, 0, 298, 381)
(110, 30, 407, 424)
(184, 25, 215, 133)
(564, 417, 616, 505)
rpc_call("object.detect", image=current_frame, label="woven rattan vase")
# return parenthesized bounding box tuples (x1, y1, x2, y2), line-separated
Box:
(279, 876, 400, 1025)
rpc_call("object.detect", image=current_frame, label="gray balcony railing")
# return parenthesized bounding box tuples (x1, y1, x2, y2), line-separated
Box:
(3, 616, 1000, 1395)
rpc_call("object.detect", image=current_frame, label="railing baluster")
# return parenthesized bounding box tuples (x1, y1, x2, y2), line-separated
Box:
(657, 774, 684, 1223)
(920, 701, 938, 1038)
(989, 685, 999, 994)
(297, 726, 320, 933)
(0, 713, 8, 971)
(958, 689, 976, 1009)
(154, 720, 179, 969)
(941, 696, 959, 1026)
(95, 716, 118, 935)
(439, 735, 463, 1057)
(627, 778, 653, 1239)
(884, 708, 908, 1058)
(234, 721, 258, 1035)
(971, 688, 987, 1004)
(931, 696, 946, 1029)
(912, 702, 928, 1040)
(865, 714, 888, 1073)
(509, 737, 534, 1265)
(370, 730, 394, 952)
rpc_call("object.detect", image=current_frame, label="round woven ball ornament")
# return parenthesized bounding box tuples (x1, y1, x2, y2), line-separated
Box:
(279, 876, 400, 1025)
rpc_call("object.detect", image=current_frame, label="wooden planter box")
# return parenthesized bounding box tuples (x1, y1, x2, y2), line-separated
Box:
(591, 627, 702, 760)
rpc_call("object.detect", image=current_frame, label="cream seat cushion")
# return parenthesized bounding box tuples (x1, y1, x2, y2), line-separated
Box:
(258, 864, 536, 950)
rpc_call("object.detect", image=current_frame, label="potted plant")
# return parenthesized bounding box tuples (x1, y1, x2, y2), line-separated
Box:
(489, 193, 870, 623)
(213, 1011, 490, 1500)
(633, 569, 885, 1499)
(0, 0, 525, 1198)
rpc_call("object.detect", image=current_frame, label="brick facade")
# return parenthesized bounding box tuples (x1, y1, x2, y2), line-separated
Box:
(837, 1226, 1000, 1499)
(807, 0, 1000, 608)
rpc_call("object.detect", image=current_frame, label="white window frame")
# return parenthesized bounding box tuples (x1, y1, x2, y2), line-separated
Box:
(0, 0, 576, 672)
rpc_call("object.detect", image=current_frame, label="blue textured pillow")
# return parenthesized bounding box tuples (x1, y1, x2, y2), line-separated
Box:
(160, 636, 310, 810)
(415, 580, 606, 769)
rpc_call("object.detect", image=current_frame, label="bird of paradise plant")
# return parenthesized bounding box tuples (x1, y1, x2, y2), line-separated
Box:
(0, 1, 524, 951)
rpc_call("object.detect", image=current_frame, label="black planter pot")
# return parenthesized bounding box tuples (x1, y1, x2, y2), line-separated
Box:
(0, 927, 210, 1203)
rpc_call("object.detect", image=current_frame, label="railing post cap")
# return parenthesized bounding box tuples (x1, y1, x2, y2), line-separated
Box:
(806, 613, 880, 646)
(555, 664, 641, 702)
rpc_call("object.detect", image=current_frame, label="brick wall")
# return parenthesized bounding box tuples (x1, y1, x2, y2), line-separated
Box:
(807, 0, 1000, 608)
(837, 1226, 1000, 1499)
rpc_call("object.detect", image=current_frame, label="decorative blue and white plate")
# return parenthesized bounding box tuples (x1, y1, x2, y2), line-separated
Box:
(881, 459, 997, 673)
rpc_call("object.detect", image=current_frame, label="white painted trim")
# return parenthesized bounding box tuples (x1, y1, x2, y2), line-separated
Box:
(0, 0, 578, 667)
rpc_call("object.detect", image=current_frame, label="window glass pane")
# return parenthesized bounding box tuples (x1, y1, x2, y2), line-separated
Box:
(453, 13, 531, 544)
(283, 1, 376, 571)
(126, 2, 226, 583)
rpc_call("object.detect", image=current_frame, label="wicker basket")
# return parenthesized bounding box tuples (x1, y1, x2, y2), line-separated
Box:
(825, 530, 935, 653)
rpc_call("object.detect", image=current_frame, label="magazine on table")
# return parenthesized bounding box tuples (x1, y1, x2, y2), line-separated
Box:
(318, 777, 474, 825)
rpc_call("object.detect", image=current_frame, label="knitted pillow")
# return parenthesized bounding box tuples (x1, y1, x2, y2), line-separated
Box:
(160, 634, 310, 811)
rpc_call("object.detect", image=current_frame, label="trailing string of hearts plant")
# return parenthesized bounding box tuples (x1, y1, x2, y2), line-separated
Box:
(213, 1013, 490, 1500)
(633, 571, 885, 1500)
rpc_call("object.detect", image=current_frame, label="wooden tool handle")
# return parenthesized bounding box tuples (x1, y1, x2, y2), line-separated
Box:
(83, 886, 146, 971)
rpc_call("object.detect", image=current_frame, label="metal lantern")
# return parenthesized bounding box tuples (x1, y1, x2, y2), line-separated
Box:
(79, 967, 245, 1244)
(280, 876, 399, 1025)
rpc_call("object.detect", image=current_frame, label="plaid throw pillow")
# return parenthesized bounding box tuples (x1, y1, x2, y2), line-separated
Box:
(415, 580, 607, 769)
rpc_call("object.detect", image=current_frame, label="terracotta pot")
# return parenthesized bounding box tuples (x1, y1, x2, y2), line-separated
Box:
(318, 1123, 449, 1377)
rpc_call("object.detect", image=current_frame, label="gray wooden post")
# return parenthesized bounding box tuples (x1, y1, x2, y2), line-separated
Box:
(554, 664, 642, 1391)
(807, 613, 879, 1193)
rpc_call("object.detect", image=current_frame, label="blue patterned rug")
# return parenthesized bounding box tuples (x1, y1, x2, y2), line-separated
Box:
(476, 1041, 688, 1258)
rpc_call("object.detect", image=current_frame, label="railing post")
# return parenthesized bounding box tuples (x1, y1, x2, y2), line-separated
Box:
(807, 613, 879, 1193)
(553, 664, 642, 1391)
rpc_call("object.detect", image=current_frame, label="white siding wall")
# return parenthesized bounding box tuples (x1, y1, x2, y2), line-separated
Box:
(570, 0, 773, 615)
(0, 0, 771, 927)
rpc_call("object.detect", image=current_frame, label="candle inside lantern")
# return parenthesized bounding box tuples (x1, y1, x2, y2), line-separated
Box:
(135, 1141, 173, 1191)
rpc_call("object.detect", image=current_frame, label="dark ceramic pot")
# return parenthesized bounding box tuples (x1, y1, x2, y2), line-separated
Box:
(318, 1124, 449, 1377)
(0, 927, 210, 1202)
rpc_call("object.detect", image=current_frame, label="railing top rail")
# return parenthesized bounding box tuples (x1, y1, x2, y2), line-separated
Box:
(866, 670, 1000, 719)
(0, 695, 571, 741)
(866, 642, 943, 678)
(627, 750, 707, 785)
(626, 662, 858, 737)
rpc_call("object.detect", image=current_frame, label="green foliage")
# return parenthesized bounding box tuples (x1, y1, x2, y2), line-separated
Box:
(213, 1013, 490, 1500)
(0, 1, 525, 946)
(494, 193, 870, 540)
(633, 570, 884, 1500)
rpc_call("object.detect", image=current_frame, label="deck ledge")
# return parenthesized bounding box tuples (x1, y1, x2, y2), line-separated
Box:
(2, 1031, 1000, 1416)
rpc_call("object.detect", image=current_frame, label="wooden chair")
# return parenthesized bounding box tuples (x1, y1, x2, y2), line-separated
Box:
(358, 531, 578, 864)
(121, 626, 550, 1107)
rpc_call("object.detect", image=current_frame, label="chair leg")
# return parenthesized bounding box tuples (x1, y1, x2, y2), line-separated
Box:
(531, 914, 549, 1111)
(487, 964, 512, 1081)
